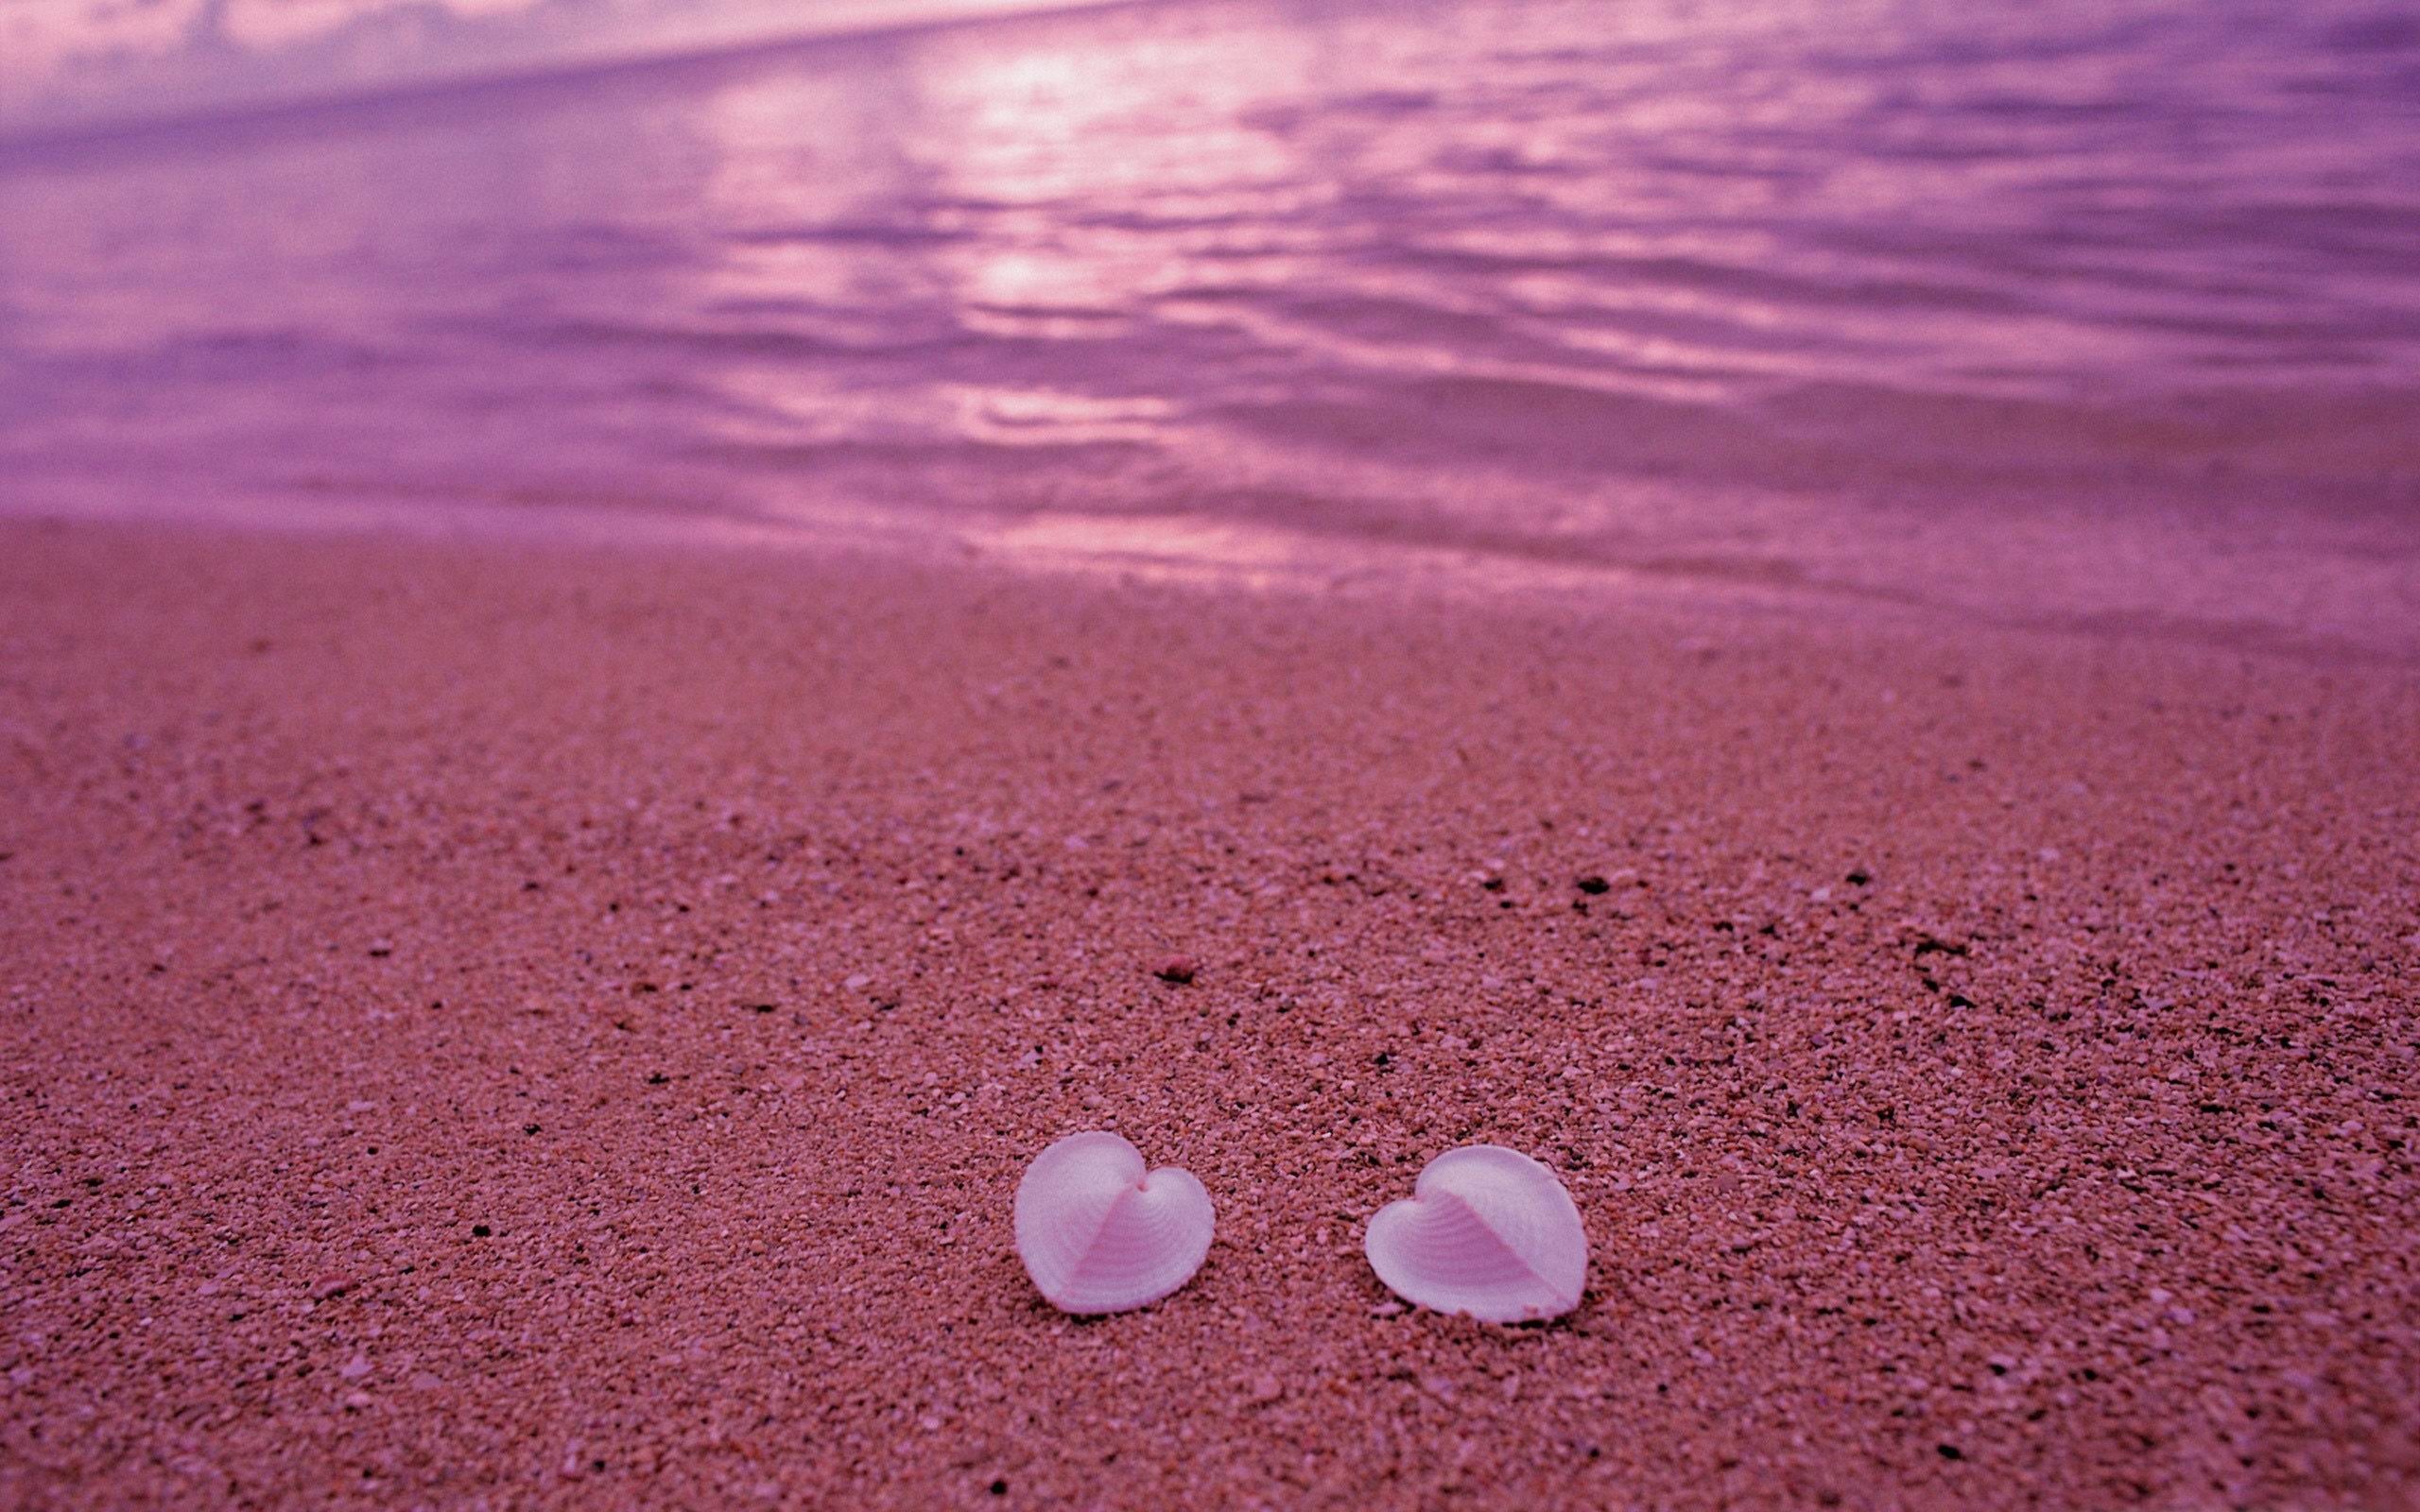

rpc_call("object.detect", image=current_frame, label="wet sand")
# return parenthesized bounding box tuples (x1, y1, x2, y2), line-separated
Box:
(2, 516, 2415, 1508)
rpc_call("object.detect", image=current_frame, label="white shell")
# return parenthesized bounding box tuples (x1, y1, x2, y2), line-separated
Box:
(1364, 1144, 1587, 1323)
(1014, 1131, 1214, 1314)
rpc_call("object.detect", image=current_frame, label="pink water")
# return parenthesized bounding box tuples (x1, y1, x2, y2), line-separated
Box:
(3, 0, 2416, 652)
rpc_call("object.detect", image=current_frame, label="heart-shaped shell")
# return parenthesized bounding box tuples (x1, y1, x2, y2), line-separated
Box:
(1364, 1144, 1587, 1323)
(1014, 1131, 1214, 1314)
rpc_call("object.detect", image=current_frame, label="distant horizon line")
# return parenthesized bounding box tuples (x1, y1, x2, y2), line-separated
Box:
(0, 0, 1152, 158)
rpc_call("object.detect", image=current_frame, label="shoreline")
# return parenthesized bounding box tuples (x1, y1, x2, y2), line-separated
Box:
(3, 482, 2412, 672)
(3, 515, 2415, 1508)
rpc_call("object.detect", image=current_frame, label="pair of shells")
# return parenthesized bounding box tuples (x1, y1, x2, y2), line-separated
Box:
(1013, 1132, 1586, 1322)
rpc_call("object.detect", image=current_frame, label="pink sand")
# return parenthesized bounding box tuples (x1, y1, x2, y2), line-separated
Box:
(2, 519, 2415, 1507)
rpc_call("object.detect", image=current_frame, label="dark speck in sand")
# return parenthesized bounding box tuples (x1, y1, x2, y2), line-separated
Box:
(1575, 874, 1611, 894)
(523, 1123, 541, 1135)
(471, 1225, 492, 1238)
(989, 1479, 1009, 1496)
(1938, 1444, 1965, 1461)
(1847, 868, 1873, 885)
(646, 1073, 668, 1086)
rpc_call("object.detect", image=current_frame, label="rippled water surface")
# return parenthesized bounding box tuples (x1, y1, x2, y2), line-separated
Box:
(4, 0, 2417, 646)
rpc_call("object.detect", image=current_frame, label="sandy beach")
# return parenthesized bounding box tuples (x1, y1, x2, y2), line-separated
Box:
(2, 515, 2414, 1508)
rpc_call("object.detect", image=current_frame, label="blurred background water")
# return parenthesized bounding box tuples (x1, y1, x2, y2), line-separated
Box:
(3, 0, 2416, 650)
